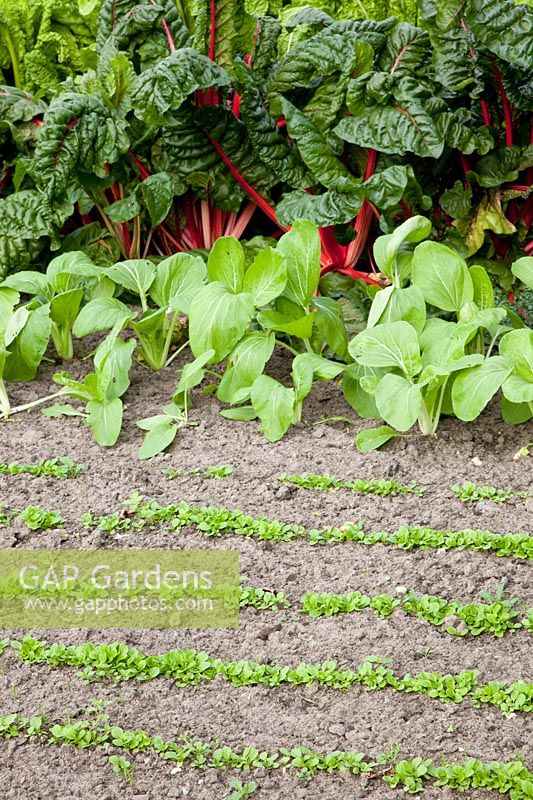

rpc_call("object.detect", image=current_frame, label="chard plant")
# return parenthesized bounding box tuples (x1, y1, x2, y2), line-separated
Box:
(345, 216, 508, 450)
(1, 0, 532, 278)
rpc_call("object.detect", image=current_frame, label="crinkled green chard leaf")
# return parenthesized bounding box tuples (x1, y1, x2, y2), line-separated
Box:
(235, 65, 311, 189)
(0, 191, 59, 276)
(276, 97, 359, 192)
(465, 0, 533, 68)
(96, 41, 136, 113)
(336, 75, 445, 159)
(97, 0, 190, 59)
(156, 105, 277, 212)
(190, 0, 256, 66)
(138, 172, 174, 227)
(267, 28, 368, 95)
(32, 92, 129, 199)
(131, 50, 232, 125)
(277, 189, 364, 228)
(377, 22, 431, 78)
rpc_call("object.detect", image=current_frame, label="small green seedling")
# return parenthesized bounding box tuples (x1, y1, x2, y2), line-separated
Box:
(228, 778, 258, 799)
(453, 481, 528, 504)
(109, 755, 134, 786)
(166, 464, 234, 479)
(278, 472, 425, 496)
(17, 506, 64, 531)
(0, 458, 84, 478)
(480, 578, 518, 608)
(514, 443, 532, 460)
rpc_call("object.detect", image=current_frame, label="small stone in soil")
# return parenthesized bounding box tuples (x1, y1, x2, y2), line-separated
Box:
(328, 723, 346, 736)
(276, 484, 296, 499)
(312, 425, 326, 439)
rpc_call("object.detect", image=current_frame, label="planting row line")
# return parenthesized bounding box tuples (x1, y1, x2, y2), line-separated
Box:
(279, 474, 531, 504)
(3, 584, 529, 638)
(84, 494, 533, 559)
(240, 588, 532, 638)
(6, 638, 531, 717)
(2, 495, 531, 558)
(0, 712, 531, 798)
(2, 460, 531, 507)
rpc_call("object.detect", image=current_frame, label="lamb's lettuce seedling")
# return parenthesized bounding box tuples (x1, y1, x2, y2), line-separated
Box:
(74, 252, 207, 370)
(345, 216, 507, 451)
(1, 251, 106, 361)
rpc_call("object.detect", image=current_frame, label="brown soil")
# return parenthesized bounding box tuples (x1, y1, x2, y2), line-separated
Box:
(0, 350, 532, 800)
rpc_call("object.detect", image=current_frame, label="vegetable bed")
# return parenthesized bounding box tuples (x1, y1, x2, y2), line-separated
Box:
(0, 353, 531, 799)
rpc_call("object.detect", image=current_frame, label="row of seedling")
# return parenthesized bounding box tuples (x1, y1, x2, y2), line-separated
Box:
(1, 461, 530, 506)
(6, 638, 531, 716)
(0, 711, 532, 798)
(2, 495, 531, 559)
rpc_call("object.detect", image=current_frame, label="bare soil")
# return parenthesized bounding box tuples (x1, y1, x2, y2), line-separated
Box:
(0, 350, 532, 800)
